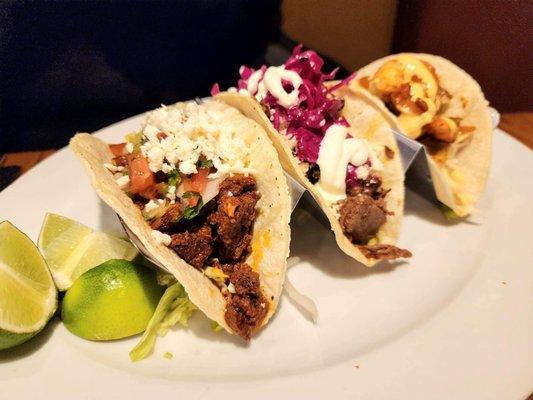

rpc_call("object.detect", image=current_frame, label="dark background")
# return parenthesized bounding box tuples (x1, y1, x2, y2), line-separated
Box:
(1, 0, 531, 154)
(0, 1, 282, 152)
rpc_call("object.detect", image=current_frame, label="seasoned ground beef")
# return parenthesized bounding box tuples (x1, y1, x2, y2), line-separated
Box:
(150, 203, 182, 232)
(208, 175, 260, 262)
(170, 224, 213, 268)
(347, 173, 389, 200)
(339, 193, 387, 244)
(217, 175, 257, 195)
(215, 261, 268, 340)
(358, 244, 412, 260)
(134, 174, 266, 339)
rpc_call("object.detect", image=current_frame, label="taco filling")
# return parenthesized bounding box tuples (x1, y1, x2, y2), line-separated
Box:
(106, 102, 268, 339)
(213, 47, 408, 258)
(358, 54, 476, 162)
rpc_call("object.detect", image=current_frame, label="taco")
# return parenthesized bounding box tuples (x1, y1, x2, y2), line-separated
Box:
(213, 46, 411, 266)
(354, 53, 492, 217)
(70, 100, 291, 340)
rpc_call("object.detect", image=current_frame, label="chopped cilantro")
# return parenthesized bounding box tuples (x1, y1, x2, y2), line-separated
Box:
(167, 170, 181, 187)
(197, 159, 214, 169)
(182, 197, 204, 219)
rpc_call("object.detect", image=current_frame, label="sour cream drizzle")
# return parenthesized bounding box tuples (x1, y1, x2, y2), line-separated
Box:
(316, 124, 381, 203)
(247, 66, 303, 108)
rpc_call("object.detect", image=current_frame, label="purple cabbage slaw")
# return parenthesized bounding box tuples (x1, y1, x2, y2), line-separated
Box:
(212, 45, 363, 186)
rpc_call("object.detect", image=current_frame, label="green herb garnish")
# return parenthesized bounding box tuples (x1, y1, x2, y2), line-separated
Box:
(167, 170, 181, 187)
(197, 159, 214, 169)
(182, 197, 204, 219)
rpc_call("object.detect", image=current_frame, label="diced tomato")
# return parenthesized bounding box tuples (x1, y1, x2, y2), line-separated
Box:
(127, 152, 156, 196)
(181, 168, 210, 206)
(109, 143, 127, 156)
(139, 183, 166, 200)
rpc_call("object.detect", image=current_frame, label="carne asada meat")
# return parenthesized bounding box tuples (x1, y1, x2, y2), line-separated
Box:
(170, 224, 213, 269)
(149, 203, 182, 232)
(132, 172, 266, 339)
(215, 261, 268, 340)
(208, 175, 261, 262)
(358, 244, 412, 260)
(339, 193, 387, 244)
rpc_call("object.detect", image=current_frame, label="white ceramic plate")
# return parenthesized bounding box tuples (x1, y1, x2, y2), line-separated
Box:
(0, 115, 532, 400)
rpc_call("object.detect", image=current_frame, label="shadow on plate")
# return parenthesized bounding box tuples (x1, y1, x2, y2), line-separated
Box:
(290, 202, 408, 280)
(403, 189, 484, 227)
(0, 317, 59, 363)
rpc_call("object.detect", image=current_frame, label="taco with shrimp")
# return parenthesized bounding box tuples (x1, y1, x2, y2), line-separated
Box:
(354, 53, 492, 217)
(213, 46, 411, 266)
(70, 99, 291, 340)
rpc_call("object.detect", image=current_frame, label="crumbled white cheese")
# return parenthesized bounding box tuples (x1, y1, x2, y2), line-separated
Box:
(138, 101, 254, 178)
(144, 199, 165, 213)
(355, 165, 370, 180)
(125, 142, 134, 153)
(166, 185, 177, 201)
(152, 230, 172, 246)
(227, 282, 236, 294)
(161, 163, 174, 174)
(115, 175, 130, 189)
(104, 163, 118, 172)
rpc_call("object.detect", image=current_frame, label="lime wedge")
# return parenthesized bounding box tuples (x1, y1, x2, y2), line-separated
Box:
(62, 259, 164, 341)
(38, 213, 138, 291)
(0, 221, 57, 350)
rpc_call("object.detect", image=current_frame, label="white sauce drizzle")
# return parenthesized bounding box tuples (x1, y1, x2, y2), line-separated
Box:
(316, 124, 379, 204)
(246, 66, 303, 108)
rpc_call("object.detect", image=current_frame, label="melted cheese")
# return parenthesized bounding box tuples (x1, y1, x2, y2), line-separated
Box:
(371, 55, 440, 139)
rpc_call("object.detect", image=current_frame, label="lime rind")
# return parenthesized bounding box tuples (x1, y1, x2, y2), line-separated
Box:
(0, 221, 57, 349)
(38, 213, 138, 291)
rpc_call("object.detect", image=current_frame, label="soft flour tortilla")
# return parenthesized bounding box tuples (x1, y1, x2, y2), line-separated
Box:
(70, 100, 291, 337)
(355, 53, 492, 217)
(216, 89, 406, 267)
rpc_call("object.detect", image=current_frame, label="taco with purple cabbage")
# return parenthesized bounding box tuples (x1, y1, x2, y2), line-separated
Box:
(214, 46, 411, 266)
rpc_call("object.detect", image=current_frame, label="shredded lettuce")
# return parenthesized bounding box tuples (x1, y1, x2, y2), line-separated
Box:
(439, 204, 460, 221)
(210, 320, 223, 332)
(156, 271, 177, 286)
(284, 257, 318, 323)
(129, 282, 196, 362)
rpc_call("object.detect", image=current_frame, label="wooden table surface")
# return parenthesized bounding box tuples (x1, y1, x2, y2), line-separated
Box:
(2, 112, 532, 178)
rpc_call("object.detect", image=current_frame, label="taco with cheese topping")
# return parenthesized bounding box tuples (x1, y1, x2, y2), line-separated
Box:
(70, 99, 291, 340)
(213, 46, 411, 266)
(354, 53, 492, 217)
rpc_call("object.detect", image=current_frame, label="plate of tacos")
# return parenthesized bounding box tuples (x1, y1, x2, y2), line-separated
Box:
(0, 47, 531, 400)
